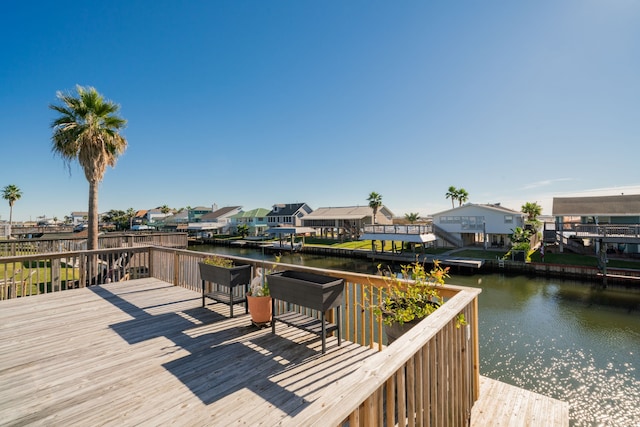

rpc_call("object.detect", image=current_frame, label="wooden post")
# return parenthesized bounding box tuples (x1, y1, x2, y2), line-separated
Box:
(472, 296, 480, 401)
(51, 258, 61, 291)
(598, 238, 608, 288)
(173, 251, 180, 286)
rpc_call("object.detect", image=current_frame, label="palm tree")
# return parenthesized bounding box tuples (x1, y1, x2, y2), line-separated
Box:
(404, 212, 420, 224)
(367, 192, 383, 224)
(237, 223, 250, 238)
(521, 202, 542, 221)
(160, 205, 171, 215)
(126, 208, 136, 230)
(2, 184, 22, 230)
(445, 186, 458, 209)
(50, 85, 127, 250)
(457, 188, 469, 206)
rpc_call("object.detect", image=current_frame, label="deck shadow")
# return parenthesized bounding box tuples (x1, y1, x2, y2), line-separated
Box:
(89, 282, 357, 417)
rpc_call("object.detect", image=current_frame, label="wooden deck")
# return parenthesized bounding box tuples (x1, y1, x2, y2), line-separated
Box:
(0, 277, 568, 426)
(472, 376, 569, 426)
(0, 278, 377, 426)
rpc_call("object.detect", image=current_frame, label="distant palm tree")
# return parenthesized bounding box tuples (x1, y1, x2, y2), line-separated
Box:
(2, 184, 22, 230)
(404, 212, 420, 223)
(521, 202, 542, 221)
(445, 186, 458, 209)
(457, 188, 469, 206)
(367, 192, 383, 224)
(126, 208, 136, 230)
(50, 85, 127, 250)
(237, 223, 249, 238)
(160, 205, 171, 215)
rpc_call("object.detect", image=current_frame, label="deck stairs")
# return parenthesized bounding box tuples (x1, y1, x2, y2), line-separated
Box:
(433, 224, 464, 248)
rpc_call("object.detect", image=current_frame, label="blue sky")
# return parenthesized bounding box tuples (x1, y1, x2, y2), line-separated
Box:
(1, 1, 639, 222)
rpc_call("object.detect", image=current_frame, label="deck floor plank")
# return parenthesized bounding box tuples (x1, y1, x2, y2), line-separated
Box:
(471, 375, 569, 426)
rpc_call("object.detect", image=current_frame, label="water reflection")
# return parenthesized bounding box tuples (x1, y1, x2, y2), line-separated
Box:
(452, 274, 640, 426)
(191, 245, 640, 426)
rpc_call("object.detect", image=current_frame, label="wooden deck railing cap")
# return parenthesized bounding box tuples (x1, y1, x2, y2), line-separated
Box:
(284, 289, 481, 426)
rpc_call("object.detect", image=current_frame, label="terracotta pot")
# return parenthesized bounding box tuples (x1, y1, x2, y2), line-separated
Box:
(247, 295, 272, 324)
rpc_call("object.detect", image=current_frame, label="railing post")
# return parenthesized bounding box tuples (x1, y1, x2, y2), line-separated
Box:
(51, 258, 61, 291)
(173, 251, 180, 285)
(472, 296, 480, 401)
(79, 255, 87, 288)
(148, 247, 154, 278)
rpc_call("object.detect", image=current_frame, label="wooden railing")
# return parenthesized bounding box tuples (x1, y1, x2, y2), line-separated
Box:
(0, 233, 188, 257)
(0, 246, 151, 299)
(289, 288, 481, 426)
(146, 247, 482, 425)
(574, 224, 640, 239)
(0, 246, 481, 425)
(364, 224, 434, 235)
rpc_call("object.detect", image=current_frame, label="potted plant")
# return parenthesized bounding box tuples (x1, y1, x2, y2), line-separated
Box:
(198, 255, 251, 318)
(374, 260, 455, 344)
(246, 267, 272, 325)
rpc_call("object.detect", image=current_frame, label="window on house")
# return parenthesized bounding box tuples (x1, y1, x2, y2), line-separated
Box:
(504, 215, 513, 223)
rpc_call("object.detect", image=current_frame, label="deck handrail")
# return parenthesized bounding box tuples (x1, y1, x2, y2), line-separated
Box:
(0, 232, 187, 257)
(573, 224, 640, 238)
(1, 246, 481, 424)
(147, 247, 481, 425)
(287, 288, 481, 426)
(363, 224, 433, 234)
(0, 246, 152, 298)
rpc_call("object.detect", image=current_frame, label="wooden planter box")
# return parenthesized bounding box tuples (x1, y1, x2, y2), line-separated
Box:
(268, 270, 344, 353)
(198, 262, 251, 318)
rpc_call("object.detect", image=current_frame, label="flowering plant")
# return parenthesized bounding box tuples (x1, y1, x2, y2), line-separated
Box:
(201, 255, 234, 268)
(375, 260, 448, 326)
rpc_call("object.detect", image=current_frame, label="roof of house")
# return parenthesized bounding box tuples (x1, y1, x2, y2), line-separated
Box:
(552, 194, 640, 216)
(190, 206, 213, 212)
(432, 203, 522, 217)
(267, 203, 309, 216)
(303, 206, 378, 220)
(230, 208, 271, 219)
(200, 206, 242, 221)
(162, 211, 189, 223)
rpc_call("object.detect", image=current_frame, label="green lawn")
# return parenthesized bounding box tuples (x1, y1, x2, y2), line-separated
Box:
(306, 239, 451, 254)
(210, 235, 640, 271)
(314, 241, 640, 270)
(530, 250, 640, 269)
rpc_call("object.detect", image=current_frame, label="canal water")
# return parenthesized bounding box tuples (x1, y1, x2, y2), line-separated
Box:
(192, 245, 640, 426)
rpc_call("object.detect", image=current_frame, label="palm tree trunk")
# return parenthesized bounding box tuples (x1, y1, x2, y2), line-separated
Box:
(8, 204, 13, 238)
(87, 180, 99, 250)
